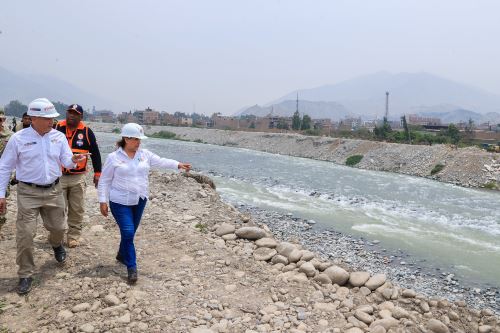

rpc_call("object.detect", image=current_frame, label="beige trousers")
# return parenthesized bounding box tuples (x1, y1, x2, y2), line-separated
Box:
(16, 182, 67, 278)
(60, 174, 86, 241)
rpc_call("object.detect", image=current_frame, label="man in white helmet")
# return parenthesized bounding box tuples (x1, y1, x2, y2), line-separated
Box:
(0, 98, 87, 295)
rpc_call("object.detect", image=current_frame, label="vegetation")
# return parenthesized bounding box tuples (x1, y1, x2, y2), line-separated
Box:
(194, 222, 207, 233)
(4, 100, 27, 117)
(430, 163, 445, 175)
(482, 181, 498, 190)
(111, 127, 120, 134)
(300, 114, 311, 130)
(292, 111, 301, 130)
(346, 155, 363, 166)
(303, 128, 321, 136)
(193, 138, 203, 143)
(150, 130, 177, 139)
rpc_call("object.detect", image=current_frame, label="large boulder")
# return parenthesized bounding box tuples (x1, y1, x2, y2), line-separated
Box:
(276, 242, 297, 257)
(324, 265, 349, 285)
(298, 262, 316, 277)
(255, 237, 278, 248)
(349, 271, 370, 287)
(253, 247, 277, 261)
(287, 249, 303, 263)
(215, 223, 235, 236)
(235, 227, 266, 240)
(365, 273, 387, 290)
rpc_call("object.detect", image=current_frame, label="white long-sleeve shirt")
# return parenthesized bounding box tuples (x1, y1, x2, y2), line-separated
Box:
(0, 127, 76, 198)
(98, 147, 179, 205)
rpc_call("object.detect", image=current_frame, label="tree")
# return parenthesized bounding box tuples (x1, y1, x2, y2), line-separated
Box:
(52, 101, 69, 119)
(4, 100, 27, 118)
(464, 118, 475, 143)
(374, 117, 392, 140)
(447, 124, 461, 145)
(292, 111, 301, 130)
(301, 114, 311, 130)
(276, 119, 289, 130)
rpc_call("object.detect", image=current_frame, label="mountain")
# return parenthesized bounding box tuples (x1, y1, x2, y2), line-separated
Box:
(0, 66, 121, 111)
(237, 100, 352, 120)
(268, 71, 500, 119)
(418, 109, 500, 124)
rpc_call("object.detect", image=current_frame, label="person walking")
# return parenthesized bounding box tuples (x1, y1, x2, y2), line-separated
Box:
(14, 112, 31, 132)
(0, 109, 13, 233)
(0, 98, 87, 295)
(98, 123, 191, 284)
(56, 104, 102, 248)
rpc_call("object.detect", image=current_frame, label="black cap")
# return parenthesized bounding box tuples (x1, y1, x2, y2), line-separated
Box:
(67, 104, 84, 115)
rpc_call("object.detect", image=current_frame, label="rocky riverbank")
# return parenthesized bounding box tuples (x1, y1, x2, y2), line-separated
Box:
(87, 123, 500, 190)
(0, 172, 498, 333)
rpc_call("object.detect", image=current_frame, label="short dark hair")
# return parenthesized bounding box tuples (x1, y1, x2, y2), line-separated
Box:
(22, 112, 29, 118)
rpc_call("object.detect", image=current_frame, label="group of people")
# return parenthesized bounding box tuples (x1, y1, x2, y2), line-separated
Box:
(0, 98, 191, 295)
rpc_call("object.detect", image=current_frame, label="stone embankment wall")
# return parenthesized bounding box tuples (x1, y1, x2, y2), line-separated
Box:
(89, 123, 500, 189)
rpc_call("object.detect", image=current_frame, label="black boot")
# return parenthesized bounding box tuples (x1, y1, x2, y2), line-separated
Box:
(116, 252, 125, 265)
(127, 268, 138, 285)
(53, 245, 66, 263)
(17, 277, 33, 295)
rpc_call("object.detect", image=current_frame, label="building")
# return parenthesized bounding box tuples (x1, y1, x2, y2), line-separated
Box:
(408, 114, 442, 126)
(90, 110, 115, 123)
(133, 107, 160, 125)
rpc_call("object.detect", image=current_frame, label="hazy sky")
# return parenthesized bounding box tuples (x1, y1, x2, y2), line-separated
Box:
(1, 0, 500, 114)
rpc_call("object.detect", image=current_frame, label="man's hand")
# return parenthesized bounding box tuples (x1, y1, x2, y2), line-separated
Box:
(100, 202, 108, 217)
(0, 198, 7, 214)
(72, 153, 90, 163)
(93, 175, 100, 188)
(178, 163, 191, 172)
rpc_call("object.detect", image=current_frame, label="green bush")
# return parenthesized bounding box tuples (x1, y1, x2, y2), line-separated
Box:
(430, 163, 445, 175)
(150, 131, 177, 139)
(111, 127, 120, 134)
(304, 129, 321, 136)
(346, 155, 363, 166)
(193, 138, 203, 143)
(483, 181, 498, 190)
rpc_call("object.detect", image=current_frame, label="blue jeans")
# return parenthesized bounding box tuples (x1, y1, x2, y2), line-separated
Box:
(109, 198, 147, 269)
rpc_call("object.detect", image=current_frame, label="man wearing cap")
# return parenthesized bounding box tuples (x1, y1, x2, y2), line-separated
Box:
(0, 109, 13, 233)
(0, 98, 87, 295)
(56, 104, 102, 248)
(14, 112, 31, 132)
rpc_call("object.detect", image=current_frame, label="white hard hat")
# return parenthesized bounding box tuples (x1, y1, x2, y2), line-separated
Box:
(120, 123, 148, 139)
(27, 98, 60, 118)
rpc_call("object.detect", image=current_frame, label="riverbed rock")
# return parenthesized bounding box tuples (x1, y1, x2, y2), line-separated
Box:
(255, 237, 278, 248)
(253, 247, 277, 261)
(365, 273, 387, 290)
(349, 271, 371, 287)
(298, 262, 316, 277)
(235, 227, 266, 240)
(215, 223, 235, 236)
(427, 319, 449, 333)
(324, 265, 349, 285)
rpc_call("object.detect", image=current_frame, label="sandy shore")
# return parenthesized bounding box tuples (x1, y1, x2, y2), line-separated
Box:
(0, 171, 498, 332)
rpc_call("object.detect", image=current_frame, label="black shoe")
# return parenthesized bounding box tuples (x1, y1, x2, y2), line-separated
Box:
(53, 245, 66, 263)
(116, 252, 125, 265)
(127, 268, 138, 285)
(17, 277, 33, 295)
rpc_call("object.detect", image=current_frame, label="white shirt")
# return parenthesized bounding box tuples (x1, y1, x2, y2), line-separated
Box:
(98, 147, 179, 205)
(0, 127, 76, 198)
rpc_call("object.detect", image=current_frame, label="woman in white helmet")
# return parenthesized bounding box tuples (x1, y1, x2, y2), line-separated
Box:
(97, 123, 191, 284)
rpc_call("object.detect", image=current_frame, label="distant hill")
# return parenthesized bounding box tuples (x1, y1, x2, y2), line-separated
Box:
(237, 100, 353, 120)
(417, 109, 500, 124)
(268, 71, 500, 119)
(0, 66, 120, 111)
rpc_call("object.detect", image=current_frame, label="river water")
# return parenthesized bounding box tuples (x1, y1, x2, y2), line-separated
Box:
(97, 132, 500, 288)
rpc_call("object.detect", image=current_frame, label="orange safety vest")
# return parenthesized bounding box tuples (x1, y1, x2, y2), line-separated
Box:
(56, 120, 99, 175)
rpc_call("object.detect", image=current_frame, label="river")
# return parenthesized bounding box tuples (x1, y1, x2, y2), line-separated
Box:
(96, 132, 500, 288)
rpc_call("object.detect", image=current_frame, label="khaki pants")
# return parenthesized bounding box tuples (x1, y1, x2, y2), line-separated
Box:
(16, 182, 67, 278)
(61, 174, 86, 241)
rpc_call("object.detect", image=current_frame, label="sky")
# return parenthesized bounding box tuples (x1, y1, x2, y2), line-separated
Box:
(1, 0, 500, 115)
